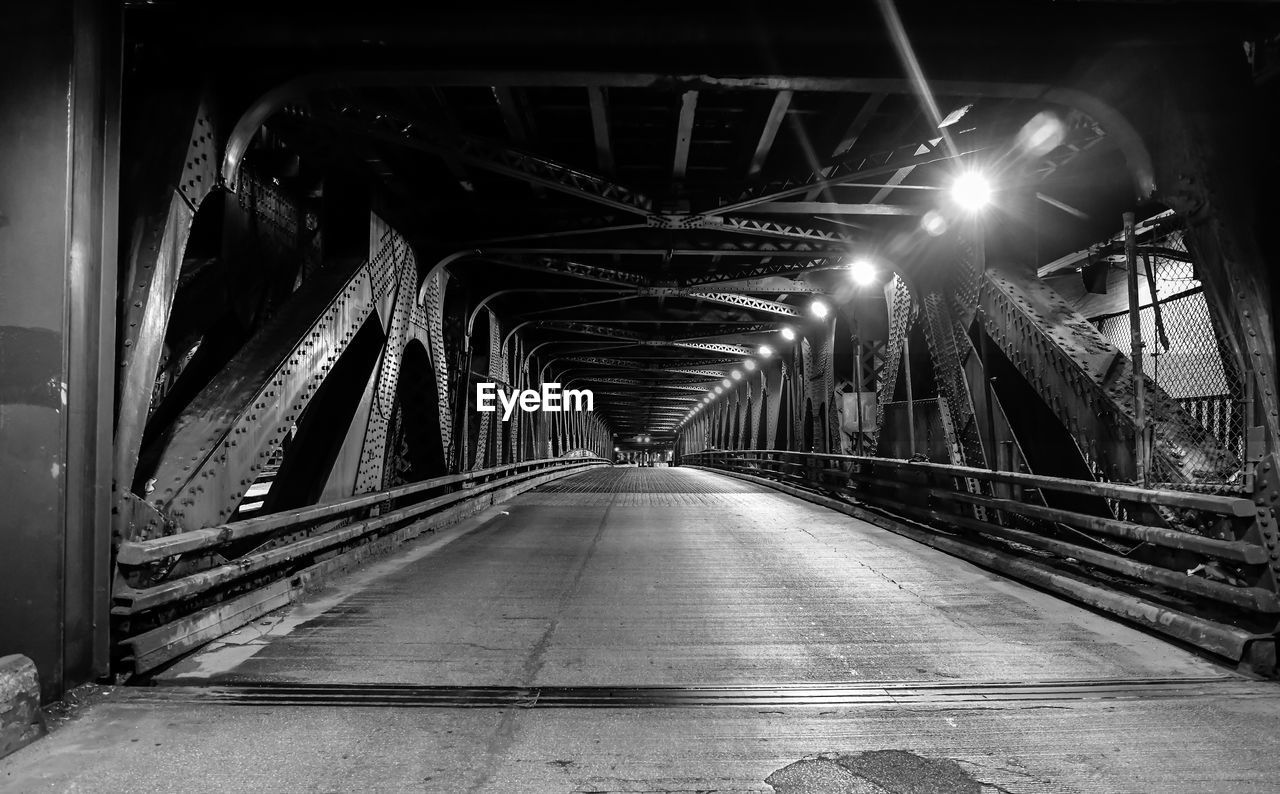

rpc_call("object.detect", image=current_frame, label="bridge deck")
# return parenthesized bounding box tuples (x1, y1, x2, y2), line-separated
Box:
(5, 467, 1280, 791)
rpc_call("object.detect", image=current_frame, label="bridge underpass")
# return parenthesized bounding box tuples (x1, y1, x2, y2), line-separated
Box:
(3, 1, 1280, 791)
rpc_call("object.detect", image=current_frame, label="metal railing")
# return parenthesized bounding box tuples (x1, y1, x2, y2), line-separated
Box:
(114, 455, 608, 674)
(682, 449, 1273, 665)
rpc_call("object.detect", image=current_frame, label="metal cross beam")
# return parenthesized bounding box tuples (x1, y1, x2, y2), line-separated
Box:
(561, 359, 731, 379)
(684, 292, 800, 317)
(679, 257, 831, 285)
(747, 90, 793, 178)
(479, 255, 648, 286)
(672, 341, 756, 355)
(709, 133, 981, 215)
(481, 240, 852, 256)
(747, 201, 923, 215)
(673, 90, 698, 181)
(317, 102, 656, 215)
(567, 377, 716, 392)
(586, 86, 615, 175)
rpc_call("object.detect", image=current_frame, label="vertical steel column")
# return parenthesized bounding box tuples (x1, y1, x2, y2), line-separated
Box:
(853, 324, 865, 456)
(1125, 211, 1149, 486)
(904, 333, 916, 456)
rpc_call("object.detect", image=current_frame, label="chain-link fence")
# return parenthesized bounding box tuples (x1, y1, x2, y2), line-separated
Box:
(1095, 232, 1246, 483)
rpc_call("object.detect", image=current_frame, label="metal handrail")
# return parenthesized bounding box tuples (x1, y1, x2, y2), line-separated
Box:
(682, 448, 1278, 663)
(113, 456, 605, 614)
(118, 456, 605, 565)
(682, 449, 1272, 615)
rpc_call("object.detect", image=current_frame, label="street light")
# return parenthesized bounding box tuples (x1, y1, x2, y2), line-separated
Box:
(714, 386, 723, 394)
(951, 171, 992, 211)
(720, 378, 731, 388)
(743, 359, 757, 371)
(758, 344, 775, 358)
(731, 370, 743, 381)
(849, 258, 877, 286)
(810, 300, 830, 319)
(780, 327, 796, 341)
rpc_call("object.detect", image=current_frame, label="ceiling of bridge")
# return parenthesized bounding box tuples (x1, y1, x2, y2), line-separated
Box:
(128, 1, 1266, 440)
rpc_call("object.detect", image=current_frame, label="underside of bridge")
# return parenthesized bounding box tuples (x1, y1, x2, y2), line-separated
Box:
(3, 0, 1280, 788)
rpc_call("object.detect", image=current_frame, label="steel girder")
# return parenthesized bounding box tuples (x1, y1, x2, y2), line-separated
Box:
(682, 292, 800, 317)
(671, 341, 756, 356)
(560, 356, 723, 377)
(762, 359, 786, 450)
(540, 321, 647, 342)
(481, 239, 853, 257)
(561, 355, 738, 369)
(709, 133, 979, 215)
(421, 267, 454, 455)
(138, 240, 403, 534)
(921, 292, 987, 469)
(979, 267, 1237, 484)
(353, 223, 425, 491)
(113, 94, 221, 540)
(1145, 56, 1280, 451)
(572, 377, 713, 392)
(317, 102, 656, 215)
(646, 214, 859, 245)
(678, 258, 833, 286)
(536, 322, 776, 350)
(315, 101, 863, 249)
(873, 276, 916, 454)
(481, 255, 647, 286)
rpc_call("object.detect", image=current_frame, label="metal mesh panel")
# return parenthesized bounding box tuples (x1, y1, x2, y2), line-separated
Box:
(1096, 249, 1245, 479)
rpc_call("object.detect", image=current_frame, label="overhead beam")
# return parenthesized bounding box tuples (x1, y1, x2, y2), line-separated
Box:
(492, 86, 530, 143)
(711, 134, 978, 215)
(680, 257, 830, 285)
(804, 92, 885, 204)
(672, 341, 755, 356)
(686, 292, 801, 317)
(231, 71, 1054, 97)
(577, 378, 715, 392)
(414, 86, 475, 193)
(747, 90, 793, 178)
(314, 102, 655, 215)
(480, 255, 648, 286)
(868, 138, 939, 204)
(746, 201, 922, 215)
(482, 244, 851, 257)
(586, 86, 615, 175)
(673, 90, 698, 181)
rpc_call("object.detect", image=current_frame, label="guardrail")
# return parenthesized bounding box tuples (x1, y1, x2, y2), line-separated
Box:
(114, 456, 608, 674)
(682, 449, 1275, 667)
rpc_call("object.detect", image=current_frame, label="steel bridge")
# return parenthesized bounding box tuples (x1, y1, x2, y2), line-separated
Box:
(2, 1, 1280, 790)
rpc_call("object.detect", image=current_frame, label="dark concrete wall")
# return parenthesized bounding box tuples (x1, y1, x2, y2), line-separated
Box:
(0, 1, 117, 700)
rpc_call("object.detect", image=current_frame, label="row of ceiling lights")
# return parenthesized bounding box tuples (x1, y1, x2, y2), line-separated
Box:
(670, 170, 994, 433)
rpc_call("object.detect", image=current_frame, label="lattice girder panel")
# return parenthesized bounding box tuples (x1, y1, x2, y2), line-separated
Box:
(921, 292, 987, 468)
(872, 276, 915, 454)
(114, 95, 221, 538)
(354, 225, 418, 493)
(683, 292, 801, 317)
(421, 268, 454, 456)
(980, 268, 1238, 484)
(142, 252, 389, 534)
